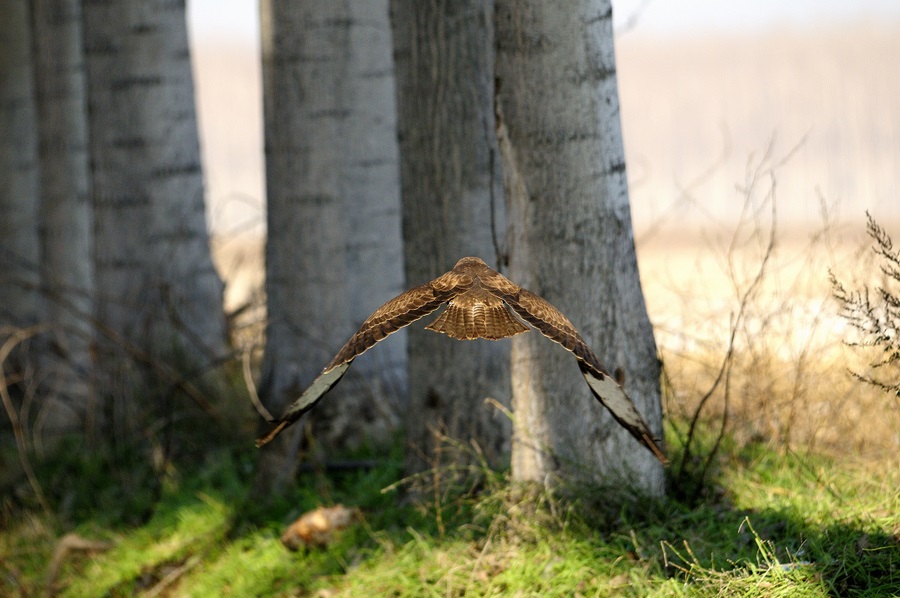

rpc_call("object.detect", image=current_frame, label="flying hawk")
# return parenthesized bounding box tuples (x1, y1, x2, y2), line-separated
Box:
(257, 256, 667, 464)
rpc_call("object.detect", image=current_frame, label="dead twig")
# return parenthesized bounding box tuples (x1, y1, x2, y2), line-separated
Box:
(45, 533, 112, 594)
(0, 324, 53, 515)
(242, 344, 273, 422)
(142, 555, 201, 598)
(16, 278, 222, 421)
(674, 160, 779, 496)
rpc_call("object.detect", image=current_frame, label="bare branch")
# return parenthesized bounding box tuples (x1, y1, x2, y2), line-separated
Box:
(0, 325, 53, 514)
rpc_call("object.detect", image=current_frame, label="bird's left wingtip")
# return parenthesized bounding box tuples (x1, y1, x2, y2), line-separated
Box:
(646, 435, 669, 466)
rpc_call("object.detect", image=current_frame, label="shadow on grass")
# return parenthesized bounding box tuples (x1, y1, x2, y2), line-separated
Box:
(632, 495, 900, 596)
(651, 440, 899, 596)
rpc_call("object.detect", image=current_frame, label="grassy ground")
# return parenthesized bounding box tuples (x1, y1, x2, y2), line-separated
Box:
(2, 426, 897, 597)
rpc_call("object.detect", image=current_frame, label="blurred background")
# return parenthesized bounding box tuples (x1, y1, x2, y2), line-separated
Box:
(187, 0, 900, 457)
(188, 0, 900, 240)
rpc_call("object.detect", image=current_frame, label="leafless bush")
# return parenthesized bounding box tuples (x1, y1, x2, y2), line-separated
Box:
(831, 213, 900, 400)
(643, 141, 898, 498)
(1, 325, 52, 514)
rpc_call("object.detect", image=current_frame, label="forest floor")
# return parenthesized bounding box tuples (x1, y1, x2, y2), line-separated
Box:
(1, 426, 898, 596)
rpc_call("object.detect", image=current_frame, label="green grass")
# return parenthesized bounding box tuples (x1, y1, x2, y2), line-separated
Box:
(1, 433, 898, 597)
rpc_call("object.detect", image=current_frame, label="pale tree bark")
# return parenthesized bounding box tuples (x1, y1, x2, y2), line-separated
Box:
(391, 0, 511, 474)
(32, 0, 94, 434)
(495, 0, 664, 495)
(255, 0, 405, 496)
(138, 5, 226, 363)
(0, 0, 42, 331)
(82, 0, 226, 435)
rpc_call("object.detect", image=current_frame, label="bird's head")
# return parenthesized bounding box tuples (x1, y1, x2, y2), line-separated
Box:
(453, 256, 488, 269)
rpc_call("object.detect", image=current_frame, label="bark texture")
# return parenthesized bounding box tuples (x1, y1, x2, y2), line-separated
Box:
(495, 0, 664, 494)
(391, 0, 511, 474)
(32, 0, 94, 433)
(0, 0, 42, 331)
(255, 0, 405, 496)
(83, 0, 226, 434)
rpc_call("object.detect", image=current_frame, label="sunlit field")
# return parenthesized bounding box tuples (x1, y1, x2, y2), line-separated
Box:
(193, 22, 900, 237)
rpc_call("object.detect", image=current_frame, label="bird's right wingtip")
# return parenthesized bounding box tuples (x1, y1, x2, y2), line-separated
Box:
(255, 420, 288, 448)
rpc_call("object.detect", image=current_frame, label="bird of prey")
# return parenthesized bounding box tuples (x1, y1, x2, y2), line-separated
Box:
(256, 257, 667, 464)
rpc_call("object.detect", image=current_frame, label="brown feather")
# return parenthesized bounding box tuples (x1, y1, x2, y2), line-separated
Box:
(325, 282, 458, 370)
(425, 286, 529, 340)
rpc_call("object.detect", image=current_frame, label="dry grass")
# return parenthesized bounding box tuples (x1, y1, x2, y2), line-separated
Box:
(638, 200, 900, 460)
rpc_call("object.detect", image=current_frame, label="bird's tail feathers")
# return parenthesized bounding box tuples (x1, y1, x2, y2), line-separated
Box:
(426, 303, 529, 340)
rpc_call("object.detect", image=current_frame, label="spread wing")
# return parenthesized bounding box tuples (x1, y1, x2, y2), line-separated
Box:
(496, 286, 668, 464)
(256, 277, 465, 447)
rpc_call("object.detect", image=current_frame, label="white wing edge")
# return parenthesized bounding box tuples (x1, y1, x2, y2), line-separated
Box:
(256, 361, 352, 447)
(580, 367, 668, 464)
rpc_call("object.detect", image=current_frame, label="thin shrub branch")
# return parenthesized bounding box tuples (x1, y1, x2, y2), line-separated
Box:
(0, 324, 53, 514)
(830, 212, 900, 399)
(675, 174, 778, 490)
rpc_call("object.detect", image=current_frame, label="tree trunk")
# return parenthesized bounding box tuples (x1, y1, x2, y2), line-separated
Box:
(495, 0, 664, 494)
(82, 0, 226, 437)
(0, 0, 42, 331)
(255, 0, 405, 497)
(391, 0, 511, 475)
(32, 0, 94, 435)
(139, 4, 227, 364)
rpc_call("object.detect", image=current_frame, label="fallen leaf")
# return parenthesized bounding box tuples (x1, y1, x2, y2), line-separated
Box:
(281, 505, 361, 551)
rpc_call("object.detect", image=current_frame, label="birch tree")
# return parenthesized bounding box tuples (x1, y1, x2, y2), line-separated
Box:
(32, 0, 94, 433)
(82, 0, 226, 434)
(255, 0, 405, 496)
(0, 0, 42, 333)
(495, 0, 665, 494)
(391, 0, 511, 474)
